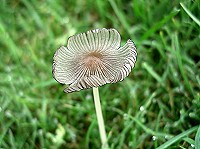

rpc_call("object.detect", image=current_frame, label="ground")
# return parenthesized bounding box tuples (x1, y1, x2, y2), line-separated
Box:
(0, 0, 200, 148)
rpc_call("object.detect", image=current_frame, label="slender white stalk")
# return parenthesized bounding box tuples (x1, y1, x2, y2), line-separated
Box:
(92, 87, 108, 148)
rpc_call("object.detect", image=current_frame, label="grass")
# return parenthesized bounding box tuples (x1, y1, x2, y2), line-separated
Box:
(0, 0, 200, 148)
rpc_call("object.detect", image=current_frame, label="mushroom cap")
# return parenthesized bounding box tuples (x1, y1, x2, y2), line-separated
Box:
(52, 28, 137, 93)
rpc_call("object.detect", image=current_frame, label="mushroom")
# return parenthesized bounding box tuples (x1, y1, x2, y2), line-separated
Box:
(52, 28, 137, 148)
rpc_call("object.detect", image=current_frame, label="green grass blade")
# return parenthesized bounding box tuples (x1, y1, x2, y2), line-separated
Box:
(21, 0, 44, 29)
(130, 116, 171, 138)
(0, 22, 21, 63)
(195, 126, 200, 149)
(112, 108, 172, 138)
(118, 120, 134, 148)
(180, 3, 200, 27)
(142, 62, 164, 86)
(0, 120, 15, 145)
(32, 79, 57, 88)
(172, 33, 194, 97)
(183, 137, 195, 146)
(85, 119, 96, 149)
(156, 126, 199, 149)
(139, 9, 180, 42)
(108, 0, 131, 36)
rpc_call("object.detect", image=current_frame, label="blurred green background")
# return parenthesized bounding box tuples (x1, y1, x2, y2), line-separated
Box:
(0, 0, 200, 148)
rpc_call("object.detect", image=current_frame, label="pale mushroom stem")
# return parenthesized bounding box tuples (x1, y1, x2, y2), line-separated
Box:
(92, 87, 108, 148)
